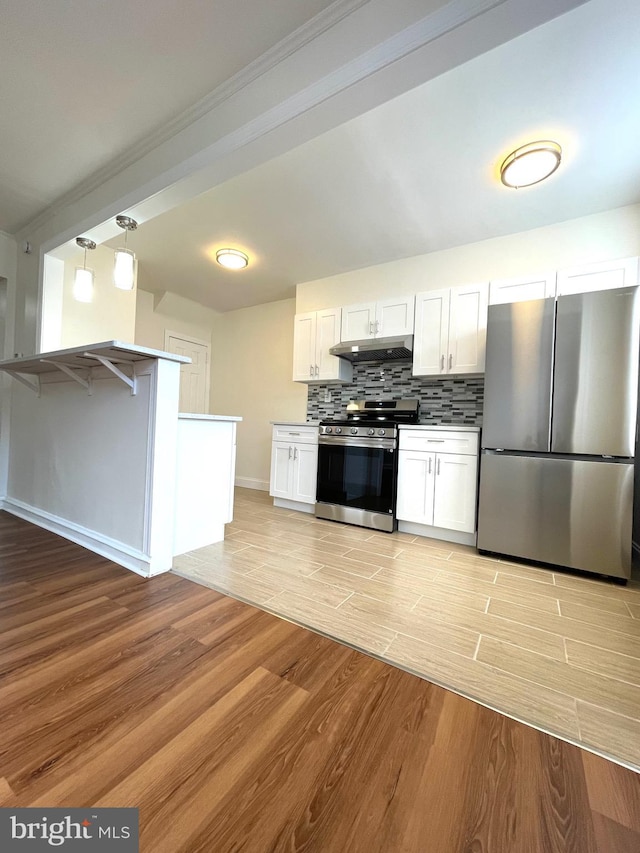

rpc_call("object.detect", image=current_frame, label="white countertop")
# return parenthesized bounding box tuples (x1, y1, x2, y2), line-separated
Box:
(0, 340, 191, 374)
(179, 413, 242, 422)
(400, 424, 481, 432)
(271, 421, 319, 427)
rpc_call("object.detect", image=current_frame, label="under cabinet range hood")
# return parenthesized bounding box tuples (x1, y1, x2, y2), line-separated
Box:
(329, 335, 413, 363)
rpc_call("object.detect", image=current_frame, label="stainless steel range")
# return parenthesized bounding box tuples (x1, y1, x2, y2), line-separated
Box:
(315, 399, 420, 532)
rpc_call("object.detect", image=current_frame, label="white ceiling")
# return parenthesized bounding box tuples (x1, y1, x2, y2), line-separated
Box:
(0, 0, 337, 233)
(4, 0, 639, 313)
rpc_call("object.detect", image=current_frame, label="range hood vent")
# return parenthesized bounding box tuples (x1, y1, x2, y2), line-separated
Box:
(329, 335, 413, 363)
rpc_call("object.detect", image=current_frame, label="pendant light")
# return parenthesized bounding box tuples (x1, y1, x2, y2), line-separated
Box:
(114, 215, 138, 290)
(216, 248, 249, 270)
(73, 237, 96, 303)
(500, 141, 562, 188)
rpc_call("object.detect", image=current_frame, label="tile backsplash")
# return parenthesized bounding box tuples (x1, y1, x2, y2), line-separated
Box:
(306, 362, 484, 424)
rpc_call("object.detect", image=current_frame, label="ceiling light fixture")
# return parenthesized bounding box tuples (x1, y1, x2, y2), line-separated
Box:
(500, 140, 562, 188)
(216, 248, 249, 270)
(73, 237, 97, 303)
(114, 215, 138, 290)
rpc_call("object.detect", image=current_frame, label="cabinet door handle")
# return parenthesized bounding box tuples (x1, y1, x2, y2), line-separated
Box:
(369, 321, 373, 335)
(440, 355, 445, 371)
(375, 320, 380, 335)
(289, 446, 293, 460)
(315, 364, 319, 376)
(449, 354, 453, 370)
(294, 447, 298, 460)
(437, 458, 441, 475)
(428, 458, 432, 474)
(309, 365, 314, 377)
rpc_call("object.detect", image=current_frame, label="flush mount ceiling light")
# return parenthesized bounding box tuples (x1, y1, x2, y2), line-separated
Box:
(114, 214, 138, 290)
(73, 237, 96, 303)
(500, 140, 562, 189)
(216, 248, 249, 270)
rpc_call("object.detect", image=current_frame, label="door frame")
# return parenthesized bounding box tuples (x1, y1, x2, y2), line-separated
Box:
(164, 330, 211, 413)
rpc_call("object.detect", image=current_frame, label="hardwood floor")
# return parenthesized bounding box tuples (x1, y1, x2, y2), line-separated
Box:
(1, 512, 639, 851)
(174, 488, 640, 772)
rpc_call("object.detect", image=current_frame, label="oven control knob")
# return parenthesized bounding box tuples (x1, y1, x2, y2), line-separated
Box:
(335, 426, 342, 434)
(325, 426, 332, 434)
(378, 429, 386, 436)
(368, 428, 375, 436)
(351, 427, 358, 435)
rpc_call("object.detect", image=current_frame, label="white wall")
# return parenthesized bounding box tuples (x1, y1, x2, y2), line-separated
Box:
(135, 289, 218, 351)
(210, 298, 307, 490)
(0, 231, 17, 358)
(296, 205, 640, 311)
(3, 357, 180, 575)
(59, 245, 137, 347)
(0, 232, 18, 500)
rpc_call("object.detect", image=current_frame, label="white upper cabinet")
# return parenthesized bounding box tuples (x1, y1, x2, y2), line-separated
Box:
(489, 272, 556, 305)
(411, 289, 450, 375)
(413, 282, 488, 376)
(340, 295, 414, 341)
(293, 308, 352, 384)
(556, 257, 639, 296)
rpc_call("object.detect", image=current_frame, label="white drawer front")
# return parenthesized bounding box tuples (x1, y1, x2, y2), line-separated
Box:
(399, 429, 478, 456)
(272, 425, 318, 445)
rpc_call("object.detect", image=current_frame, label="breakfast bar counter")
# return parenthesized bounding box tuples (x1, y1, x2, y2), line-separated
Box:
(0, 341, 241, 576)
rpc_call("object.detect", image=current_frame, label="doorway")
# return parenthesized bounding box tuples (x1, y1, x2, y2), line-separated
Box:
(164, 331, 211, 414)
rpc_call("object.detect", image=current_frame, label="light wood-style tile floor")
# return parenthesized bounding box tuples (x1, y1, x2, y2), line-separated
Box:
(173, 488, 640, 772)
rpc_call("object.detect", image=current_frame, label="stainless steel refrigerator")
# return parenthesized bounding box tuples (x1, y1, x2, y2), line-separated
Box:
(477, 286, 639, 580)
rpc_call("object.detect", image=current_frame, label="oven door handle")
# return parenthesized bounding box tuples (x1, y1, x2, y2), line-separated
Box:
(319, 436, 396, 450)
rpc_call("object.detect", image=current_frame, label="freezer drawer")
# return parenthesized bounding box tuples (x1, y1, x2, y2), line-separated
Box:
(477, 452, 632, 579)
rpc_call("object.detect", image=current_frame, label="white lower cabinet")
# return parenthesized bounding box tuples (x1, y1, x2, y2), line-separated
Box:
(270, 424, 318, 513)
(396, 429, 479, 544)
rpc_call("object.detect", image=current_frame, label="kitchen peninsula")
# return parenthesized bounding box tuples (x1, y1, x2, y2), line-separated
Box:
(0, 342, 240, 576)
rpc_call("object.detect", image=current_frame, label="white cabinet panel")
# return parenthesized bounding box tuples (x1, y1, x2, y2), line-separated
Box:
(413, 283, 487, 376)
(432, 453, 477, 533)
(489, 272, 556, 305)
(340, 296, 414, 341)
(292, 312, 317, 382)
(412, 289, 450, 375)
(292, 444, 318, 503)
(376, 296, 415, 337)
(557, 257, 639, 295)
(396, 451, 435, 524)
(270, 442, 295, 499)
(269, 425, 318, 506)
(400, 430, 478, 455)
(293, 308, 351, 384)
(341, 302, 376, 341)
(397, 429, 479, 537)
(449, 283, 488, 374)
(316, 308, 346, 380)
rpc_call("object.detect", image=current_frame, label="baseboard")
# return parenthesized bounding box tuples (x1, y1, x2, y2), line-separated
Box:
(273, 497, 315, 514)
(235, 477, 269, 491)
(0, 497, 156, 577)
(398, 520, 477, 547)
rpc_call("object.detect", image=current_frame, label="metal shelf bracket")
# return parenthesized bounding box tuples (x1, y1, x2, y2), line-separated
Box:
(83, 352, 137, 395)
(6, 371, 41, 396)
(40, 360, 92, 394)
